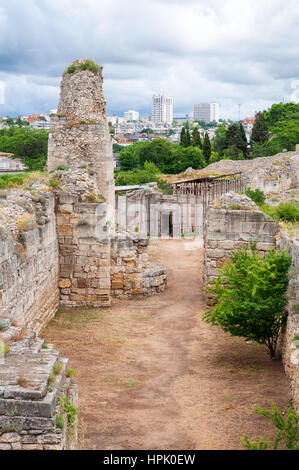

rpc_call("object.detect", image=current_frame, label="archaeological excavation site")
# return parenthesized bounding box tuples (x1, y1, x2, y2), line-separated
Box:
(1, 59, 299, 450)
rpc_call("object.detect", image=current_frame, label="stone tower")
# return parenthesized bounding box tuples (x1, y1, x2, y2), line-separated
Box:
(47, 59, 114, 207)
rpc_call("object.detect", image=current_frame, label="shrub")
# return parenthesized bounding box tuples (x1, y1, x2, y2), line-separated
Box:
(203, 247, 291, 358)
(245, 187, 266, 206)
(274, 203, 299, 222)
(241, 404, 299, 450)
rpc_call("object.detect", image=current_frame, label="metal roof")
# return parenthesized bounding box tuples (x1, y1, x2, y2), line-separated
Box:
(115, 184, 152, 192)
(172, 172, 243, 185)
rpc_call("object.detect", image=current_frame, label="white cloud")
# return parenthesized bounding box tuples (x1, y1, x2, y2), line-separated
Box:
(0, 0, 298, 119)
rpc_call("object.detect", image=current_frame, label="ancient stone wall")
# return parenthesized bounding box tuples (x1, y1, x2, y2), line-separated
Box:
(203, 192, 278, 287)
(0, 326, 77, 450)
(56, 193, 111, 308)
(201, 145, 299, 196)
(280, 232, 299, 412)
(0, 192, 59, 333)
(110, 234, 166, 298)
(116, 190, 204, 238)
(47, 60, 115, 208)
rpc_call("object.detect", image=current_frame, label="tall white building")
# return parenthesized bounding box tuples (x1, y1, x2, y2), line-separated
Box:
(152, 94, 173, 124)
(124, 110, 139, 121)
(193, 103, 219, 123)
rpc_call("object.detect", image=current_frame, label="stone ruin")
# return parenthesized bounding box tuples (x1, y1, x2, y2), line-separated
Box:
(47, 59, 115, 207)
(0, 59, 167, 449)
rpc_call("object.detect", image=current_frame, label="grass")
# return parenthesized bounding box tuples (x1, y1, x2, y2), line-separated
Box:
(0, 171, 45, 190)
(0, 173, 29, 189)
(67, 368, 75, 378)
(48, 308, 104, 330)
(67, 59, 99, 75)
(56, 414, 64, 429)
(53, 362, 63, 375)
(123, 379, 141, 389)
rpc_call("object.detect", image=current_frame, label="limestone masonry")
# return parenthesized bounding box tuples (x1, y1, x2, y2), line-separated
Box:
(0, 60, 167, 449)
(47, 59, 115, 207)
(0, 59, 299, 449)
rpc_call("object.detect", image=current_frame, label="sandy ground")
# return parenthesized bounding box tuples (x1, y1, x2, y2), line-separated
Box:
(43, 238, 292, 450)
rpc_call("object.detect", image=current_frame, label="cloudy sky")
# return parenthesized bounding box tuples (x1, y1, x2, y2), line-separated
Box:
(0, 0, 298, 120)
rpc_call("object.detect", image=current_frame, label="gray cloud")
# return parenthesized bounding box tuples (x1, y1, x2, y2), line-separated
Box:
(0, 0, 298, 119)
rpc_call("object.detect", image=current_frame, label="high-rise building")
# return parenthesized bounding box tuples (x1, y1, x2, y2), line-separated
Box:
(124, 110, 139, 121)
(152, 94, 173, 124)
(193, 103, 219, 123)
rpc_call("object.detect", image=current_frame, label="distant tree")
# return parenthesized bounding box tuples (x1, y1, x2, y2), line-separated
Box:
(239, 123, 249, 157)
(185, 129, 191, 147)
(118, 142, 142, 170)
(192, 127, 202, 148)
(225, 123, 247, 156)
(209, 151, 221, 163)
(0, 127, 48, 170)
(250, 112, 268, 145)
(5, 117, 14, 126)
(180, 127, 186, 146)
(264, 102, 299, 127)
(141, 128, 153, 134)
(212, 123, 227, 155)
(202, 132, 211, 164)
(223, 145, 244, 160)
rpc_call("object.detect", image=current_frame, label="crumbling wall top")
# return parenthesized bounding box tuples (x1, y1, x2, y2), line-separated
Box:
(57, 59, 106, 122)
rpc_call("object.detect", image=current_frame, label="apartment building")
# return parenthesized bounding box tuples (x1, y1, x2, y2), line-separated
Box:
(193, 103, 219, 123)
(152, 94, 173, 124)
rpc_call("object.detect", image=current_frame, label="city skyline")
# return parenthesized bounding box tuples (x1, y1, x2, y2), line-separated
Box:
(0, 1, 298, 120)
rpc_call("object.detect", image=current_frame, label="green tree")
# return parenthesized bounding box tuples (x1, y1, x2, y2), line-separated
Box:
(203, 247, 291, 358)
(202, 132, 211, 164)
(0, 127, 48, 170)
(264, 102, 299, 127)
(192, 127, 202, 148)
(223, 145, 244, 160)
(180, 127, 186, 146)
(185, 129, 191, 147)
(250, 112, 268, 145)
(212, 122, 227, 156)
(239, 123, 249, 157)
(225, 123, 247, 156)
(118, 142, 142, 170)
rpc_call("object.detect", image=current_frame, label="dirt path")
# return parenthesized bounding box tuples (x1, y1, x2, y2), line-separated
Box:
(43, 239, 291, 450)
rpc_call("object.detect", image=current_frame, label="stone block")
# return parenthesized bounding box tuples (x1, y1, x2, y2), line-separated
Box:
(111, 281, 124, 289)
(58, 279, 72, 289)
